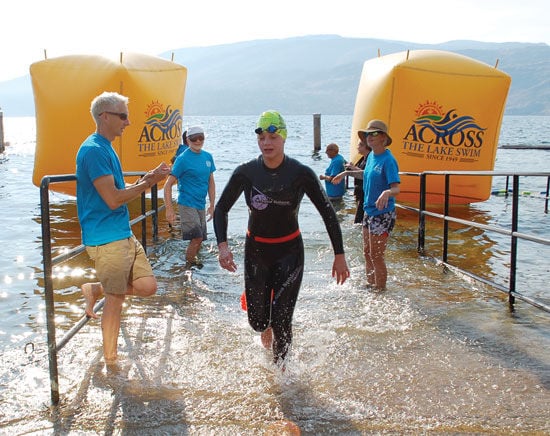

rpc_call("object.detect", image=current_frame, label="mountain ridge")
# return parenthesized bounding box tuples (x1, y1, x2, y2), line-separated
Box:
(1, 35, 548, 116)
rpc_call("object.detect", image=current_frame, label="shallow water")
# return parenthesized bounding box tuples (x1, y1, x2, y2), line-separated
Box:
(0, 115, 549, 434)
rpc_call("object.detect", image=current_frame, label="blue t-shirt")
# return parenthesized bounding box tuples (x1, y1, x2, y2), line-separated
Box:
(324, 154, 346, 198)
(76, 133, 132, 246)
(173, 143, 188, 160)
(171, 148, 216, 209)
(363, 149, 400, 216)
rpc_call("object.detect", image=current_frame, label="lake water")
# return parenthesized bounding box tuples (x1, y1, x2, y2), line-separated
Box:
(0, 115, 549, 434)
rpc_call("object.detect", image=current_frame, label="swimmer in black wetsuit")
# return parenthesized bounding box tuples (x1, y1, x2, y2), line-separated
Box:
(213, 110, 350, 366)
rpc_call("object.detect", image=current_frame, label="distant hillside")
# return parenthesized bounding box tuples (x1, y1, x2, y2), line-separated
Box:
(1, 35, 549, 116)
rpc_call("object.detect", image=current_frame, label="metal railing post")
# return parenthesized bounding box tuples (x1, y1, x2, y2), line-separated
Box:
(545, 176, 549, 214)
(443, 174, 450, 263)
(152, 185, 159, 241)
(141, 191, 147, 250)
(509, 175, 520, 308)
(40, 177, 60, 405)
(417, 173, 426, 254)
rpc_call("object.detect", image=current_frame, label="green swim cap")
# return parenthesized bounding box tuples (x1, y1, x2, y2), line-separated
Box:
(255, 110, 287, 140)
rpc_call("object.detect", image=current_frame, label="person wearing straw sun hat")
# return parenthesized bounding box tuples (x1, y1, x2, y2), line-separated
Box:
(356, 119, 400, 290)
(357, 119, 393, 146)
(213, 110, 350, 368)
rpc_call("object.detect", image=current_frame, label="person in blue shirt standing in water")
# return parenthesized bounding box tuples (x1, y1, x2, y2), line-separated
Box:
(334, 119, 400, 291)
(77, 91, 171, 365)
(319, 142, 346, 201)
(213, 110, 350, 368)
(164, 125, 216, 266)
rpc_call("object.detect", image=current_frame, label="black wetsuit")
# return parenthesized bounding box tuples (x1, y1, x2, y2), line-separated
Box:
(353, 155, 367, 224)
(214, 155, 344, 362)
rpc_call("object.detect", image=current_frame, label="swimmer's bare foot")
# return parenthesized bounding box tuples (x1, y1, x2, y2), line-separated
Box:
(274, 356, 287, 373)
(81, 282, 103, 319)
(261, 327, 273, 349)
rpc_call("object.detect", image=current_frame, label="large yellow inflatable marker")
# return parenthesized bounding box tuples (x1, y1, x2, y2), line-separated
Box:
(350, 50, 511, 204)
(31, 53, 187, 196)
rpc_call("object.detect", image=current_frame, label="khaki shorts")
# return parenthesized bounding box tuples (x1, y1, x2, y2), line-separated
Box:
(178, 204, 207, 240)
(85, 235, 153, 295)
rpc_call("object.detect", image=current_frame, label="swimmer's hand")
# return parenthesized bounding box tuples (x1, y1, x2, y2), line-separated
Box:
(218, 242, 237, 272)
(332, 253, 350, 284)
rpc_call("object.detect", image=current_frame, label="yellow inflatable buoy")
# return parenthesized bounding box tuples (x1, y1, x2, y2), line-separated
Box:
(350, 50, 511, 204)
(30, 53, 187, 196)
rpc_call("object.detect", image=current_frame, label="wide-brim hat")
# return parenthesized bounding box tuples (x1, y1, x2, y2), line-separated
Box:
(357, 119, 392, 146)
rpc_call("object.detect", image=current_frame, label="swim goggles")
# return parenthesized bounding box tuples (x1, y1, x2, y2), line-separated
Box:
(255, 124, 281, 135)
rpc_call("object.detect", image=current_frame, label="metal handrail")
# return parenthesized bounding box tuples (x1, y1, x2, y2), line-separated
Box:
(398, 170, 550, 313)
(39, 173, 162, 405)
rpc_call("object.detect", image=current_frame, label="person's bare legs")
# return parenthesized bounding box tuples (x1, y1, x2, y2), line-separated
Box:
(362, 227, 376, 286)
(186, 237, 203, 263)
(81, 282, 103, 319)
(101, 293, 125, 363)
(100, 276, 158, 363)
(126, 275, 158, 297)
(369, 233, 389, 290)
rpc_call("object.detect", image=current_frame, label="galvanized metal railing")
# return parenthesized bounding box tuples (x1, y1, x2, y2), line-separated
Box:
(398, 170, 550, 313)
(39, 172, 162, 404)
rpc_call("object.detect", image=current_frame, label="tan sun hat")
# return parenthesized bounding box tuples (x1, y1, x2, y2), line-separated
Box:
(357, 119, 392, 146)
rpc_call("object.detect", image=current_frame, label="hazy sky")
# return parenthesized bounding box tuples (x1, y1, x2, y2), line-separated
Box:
(1, 0, 548, 82)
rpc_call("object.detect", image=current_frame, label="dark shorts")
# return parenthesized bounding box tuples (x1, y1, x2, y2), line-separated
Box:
(363, 210, 397, 236)
(178, 204, 207, 240)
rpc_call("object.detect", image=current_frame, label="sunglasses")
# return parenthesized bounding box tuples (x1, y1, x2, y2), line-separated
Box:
(103, 111, 128, 121)
(188, 135, 205, 142)
(365, 131, 383, 137)
(255, 124, 281, 135)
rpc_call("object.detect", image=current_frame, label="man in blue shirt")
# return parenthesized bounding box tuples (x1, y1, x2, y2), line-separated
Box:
(76, 91, 170, 365)
(319, 143, 346, 200)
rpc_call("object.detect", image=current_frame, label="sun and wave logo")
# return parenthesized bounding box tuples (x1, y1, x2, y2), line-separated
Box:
(401, 101, 487, 163)
(137, 100, 183, 157)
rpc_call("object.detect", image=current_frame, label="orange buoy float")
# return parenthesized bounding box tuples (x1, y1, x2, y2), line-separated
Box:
(350, 50, 511, 204)
(30, 53, 187, 196)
